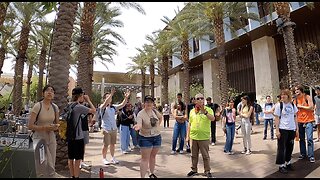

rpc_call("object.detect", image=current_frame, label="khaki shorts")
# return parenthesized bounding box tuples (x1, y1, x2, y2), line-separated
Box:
(315, 114, 320, 125)
(102, 129, 117, 147)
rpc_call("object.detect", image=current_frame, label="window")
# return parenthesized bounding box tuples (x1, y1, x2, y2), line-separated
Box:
(257, 2, 271, 18)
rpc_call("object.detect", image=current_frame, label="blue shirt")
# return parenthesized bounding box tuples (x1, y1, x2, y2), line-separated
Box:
(101, 105, 121, 131)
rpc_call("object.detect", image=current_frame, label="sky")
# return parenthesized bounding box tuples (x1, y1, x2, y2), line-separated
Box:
(2, 2, 186, 80)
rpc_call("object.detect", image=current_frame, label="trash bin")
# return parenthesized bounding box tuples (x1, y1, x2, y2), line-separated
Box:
(0, 133, 50, 178)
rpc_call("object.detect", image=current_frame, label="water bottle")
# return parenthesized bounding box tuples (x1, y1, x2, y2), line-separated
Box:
(99, 168, 104, 178)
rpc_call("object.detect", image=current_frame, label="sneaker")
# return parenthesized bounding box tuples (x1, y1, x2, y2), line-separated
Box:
(171, 150, 176, 155)
(80, 162, 91, 168)
(245, 150, 252, 155)
(179, 150, 184, 154)
(310, 157, 315, 163)
(271, 137, 274, 140)
(103, 159, 111, 165)
(228, 151, 235, 155)
(285, 164, 294, 171)
(187, 170, 197, 177)
(111, 157, 119, 164)
(122, 151, 129, 154)
(186, 148, 191, 153)
(298, 155, 306, 160)
(205, 172, 213, 178)
(279, 166, 288, 174)
(241, 148, 247, 154)
(211, 142, 215, 146)
(149, 173, 157, 178)
(263, 137, 266, 140)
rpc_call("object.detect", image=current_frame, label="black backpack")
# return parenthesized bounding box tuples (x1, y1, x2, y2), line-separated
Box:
(256, 104, 262, 113)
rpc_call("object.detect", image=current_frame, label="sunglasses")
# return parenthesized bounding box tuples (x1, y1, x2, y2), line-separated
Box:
(196, 97, 204, 100)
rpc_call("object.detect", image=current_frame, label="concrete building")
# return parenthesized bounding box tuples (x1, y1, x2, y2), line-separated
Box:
(166, 2, 320, 105)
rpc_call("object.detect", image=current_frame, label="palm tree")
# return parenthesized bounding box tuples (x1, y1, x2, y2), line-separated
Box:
(182, 2, 259, 105)
(76, 2, 96, 97)
(33, 21, 54, 101)
(127, 54, 147, 99)
(0, 2, 9, 28)
(0, 15, 18, 77)
(271, 2, 313, 87)
(11, 2, 46, 115)
(161, 8, 204, 105)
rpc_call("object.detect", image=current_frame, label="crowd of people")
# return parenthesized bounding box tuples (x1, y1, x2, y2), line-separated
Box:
(27, 84, 320, 178)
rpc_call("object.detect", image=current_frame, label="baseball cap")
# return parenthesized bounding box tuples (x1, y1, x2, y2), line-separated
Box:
(144, 95, 154, 102)
(72, 87, 84, 95)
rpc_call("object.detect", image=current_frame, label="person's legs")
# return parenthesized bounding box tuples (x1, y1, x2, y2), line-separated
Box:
(230, 123, 235, 152)
(102, 130, 110, 160)
(179, 122, 186, 152)
(305, 122, 314, 158)
(191, 139, 199, 172)
(120, 125, 128, 152)
(241, 119, 247, 151)
(140, 148, 152, 178)
(130, 128, 138, 147)
(225, 124, 231, 152)
(276, 129, 288, 169)
(149, 147, 160, 175)
(270, 119, 274, 139)
(255, 112, 260, 125)
(246, 120, 252, 150)
(211, 121, 216, 144)
(263, 119, 269, 139)
(47, 131, 57, 175)
(110, 130, 117, 159)
(171, 122, 179, 152)
(198, 140, 211, 173)
(285, 130, 296, 163)
(298, 123, 307, 157)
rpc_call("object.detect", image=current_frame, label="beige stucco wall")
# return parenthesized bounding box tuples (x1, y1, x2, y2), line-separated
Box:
(168, 71, 183, 103)
(252, 36, 280, 104)
(203, 59, 221, 104)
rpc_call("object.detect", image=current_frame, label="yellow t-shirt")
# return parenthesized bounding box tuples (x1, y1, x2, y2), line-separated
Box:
(31, 102, 58, 126)
(189, 106, 214, 140)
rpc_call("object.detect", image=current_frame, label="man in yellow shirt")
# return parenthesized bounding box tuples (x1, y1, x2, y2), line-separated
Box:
(186, 93, 215, 178)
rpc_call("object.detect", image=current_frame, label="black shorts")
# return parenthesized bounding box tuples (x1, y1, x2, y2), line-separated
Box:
(67, 139, 84, 160)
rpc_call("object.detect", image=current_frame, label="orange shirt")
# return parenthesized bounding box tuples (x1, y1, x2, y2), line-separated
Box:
(295, 95, 314, 123)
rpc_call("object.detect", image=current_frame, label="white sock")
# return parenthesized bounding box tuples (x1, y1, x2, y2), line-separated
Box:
(286, 161, 291, 165)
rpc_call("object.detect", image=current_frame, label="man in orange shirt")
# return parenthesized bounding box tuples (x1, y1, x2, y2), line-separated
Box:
(294, 85, 315, 163)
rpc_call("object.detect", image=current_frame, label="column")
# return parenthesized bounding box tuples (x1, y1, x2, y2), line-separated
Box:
(203, 58, 221, 104)
(252, 36, 280, 104)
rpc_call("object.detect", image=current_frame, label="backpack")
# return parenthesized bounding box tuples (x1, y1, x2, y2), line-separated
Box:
(279, 101, 294, 119)
(59, 102, 78, 141)
(256, 104, 262, 113)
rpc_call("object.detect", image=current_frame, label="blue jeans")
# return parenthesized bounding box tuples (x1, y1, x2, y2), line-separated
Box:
(255, 113, 260, 125)
(120, 125, 130, 151)
(224, 123, 235, 152)
(264, 119, 274, 139)
(172, 121, 186, 151)
(130, 127, 138, 146)
(298, 122, 314, 158)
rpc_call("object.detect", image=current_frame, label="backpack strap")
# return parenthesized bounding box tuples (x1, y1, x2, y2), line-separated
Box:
(279, 102, 283, 119)
(34, 101, 42, 125)
(51, 102, 57, 123)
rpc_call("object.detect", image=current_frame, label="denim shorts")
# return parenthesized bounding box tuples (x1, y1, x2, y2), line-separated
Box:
(138, 134, 162, 149)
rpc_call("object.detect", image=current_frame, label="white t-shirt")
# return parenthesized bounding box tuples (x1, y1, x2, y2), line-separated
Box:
(263, 103, 274, 119)
(274, 102, 298, 130)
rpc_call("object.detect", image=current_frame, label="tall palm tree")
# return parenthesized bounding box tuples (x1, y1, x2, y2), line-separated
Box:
(77, 2, 96, 97)
(127, 54, 147, 99)
(47, 2, 78, 170)
(0, 2, 9, 28)
(161, 8, 204, 105)
(183, 2, 259, 105)
(34, 21, 53, 101)
(11, 2, 46, 115)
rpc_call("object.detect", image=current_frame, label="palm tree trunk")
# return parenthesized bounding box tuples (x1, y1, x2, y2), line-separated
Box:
(47, 2, 78, 170)
(77, 2, 96, 97)
(0, 2, 9, 28)
(37, 46, 47, 101)
(150, 62, 155, 97)
(274, 2, 300, 87)
(181, 40, 190, 105)
(26, 63, 33, 107)
(161, 55, 169, 106)
(0, 47, 5, 77)
(214, 18, 228, 105)
(13, 23, 30, 116)
(141, 69, 146, 99)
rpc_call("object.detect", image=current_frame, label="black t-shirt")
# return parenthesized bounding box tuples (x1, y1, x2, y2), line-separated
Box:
(120, 109, 135, 126)
(187, 103, 195, 119)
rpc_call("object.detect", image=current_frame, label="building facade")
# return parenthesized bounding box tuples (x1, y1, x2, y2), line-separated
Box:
(166, 2, 320, 105)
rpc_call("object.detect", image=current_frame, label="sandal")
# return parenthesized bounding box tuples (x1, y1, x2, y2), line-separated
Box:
(149, 173, 157, 178)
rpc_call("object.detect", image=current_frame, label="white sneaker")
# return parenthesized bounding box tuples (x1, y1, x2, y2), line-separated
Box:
(211, 143, 215, 146)
(103, 159, 111, 165)
(245, 150, 252, 155)
(111, 157, 119, 164)
(80, 161, 91, 168)
(122, 151, 128, 154)
(170, 150, 176, 155)
(179, 150, 184, 154)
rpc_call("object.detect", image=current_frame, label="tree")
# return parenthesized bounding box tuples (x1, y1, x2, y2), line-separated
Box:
(183, 2, 259, 106)
(11, 2, 47, 115)
(47, 2, 78, 170)
(0, 2, 9, 28)
(272, 2, 314, 88)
